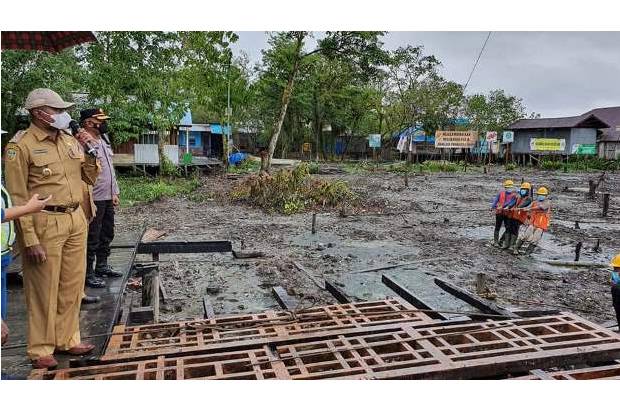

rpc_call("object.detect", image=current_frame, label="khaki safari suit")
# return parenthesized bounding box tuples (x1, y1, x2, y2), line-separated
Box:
(4, 124, 100, 359)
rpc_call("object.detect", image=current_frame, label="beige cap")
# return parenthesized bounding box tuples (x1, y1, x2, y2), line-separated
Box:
(24, 88, 74, 110)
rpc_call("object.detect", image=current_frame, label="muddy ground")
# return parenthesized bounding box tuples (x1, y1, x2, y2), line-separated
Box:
(118, 166, 620, 325)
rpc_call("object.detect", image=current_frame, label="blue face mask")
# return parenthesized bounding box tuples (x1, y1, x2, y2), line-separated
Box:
(612, 271, 620, 285)
(520, 189, 528, 196)
(538, 195, 546, 201)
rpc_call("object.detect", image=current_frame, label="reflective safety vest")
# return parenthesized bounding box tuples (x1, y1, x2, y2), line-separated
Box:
(495, 191, 511, 215)
(530, 201, 551, 231)
(511, 196, 531, 223)
(1, 185, 16, 256)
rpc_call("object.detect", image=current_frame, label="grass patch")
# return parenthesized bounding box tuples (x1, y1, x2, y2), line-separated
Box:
(230, 163, 356, 214)
(539, 157, 619, 172)
(118, 176, 201, 207)
(228, 159, 261, 174)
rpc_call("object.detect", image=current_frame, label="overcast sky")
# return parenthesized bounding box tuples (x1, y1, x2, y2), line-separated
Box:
(231, 31, 620, 118)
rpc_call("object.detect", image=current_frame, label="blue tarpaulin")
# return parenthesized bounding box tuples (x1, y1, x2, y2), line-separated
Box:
(228, 152, 247, 165)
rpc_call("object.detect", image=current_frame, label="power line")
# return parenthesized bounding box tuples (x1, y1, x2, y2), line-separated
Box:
(463, 31, 492, 94)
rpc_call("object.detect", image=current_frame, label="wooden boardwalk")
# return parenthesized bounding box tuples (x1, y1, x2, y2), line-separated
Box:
(1, 230, 140, 377)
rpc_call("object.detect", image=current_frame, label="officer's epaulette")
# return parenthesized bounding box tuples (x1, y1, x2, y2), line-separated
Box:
(8, 130, 26, 143)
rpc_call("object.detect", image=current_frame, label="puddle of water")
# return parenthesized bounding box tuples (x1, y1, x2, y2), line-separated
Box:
(554, 219, 620, 231)
(332, 268, 478, 320)
(288, 233, 420, 272)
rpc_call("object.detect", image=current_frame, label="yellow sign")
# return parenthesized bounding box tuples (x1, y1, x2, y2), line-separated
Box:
(530, 138, 566, 152)
(302, 142, 311, 152)
(435, 130, 478, 149)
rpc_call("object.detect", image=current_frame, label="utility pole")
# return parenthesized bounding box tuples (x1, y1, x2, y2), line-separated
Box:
(226, 56, 232, 170)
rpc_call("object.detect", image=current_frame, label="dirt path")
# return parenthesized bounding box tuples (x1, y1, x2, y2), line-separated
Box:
(116, 167, 620, 325)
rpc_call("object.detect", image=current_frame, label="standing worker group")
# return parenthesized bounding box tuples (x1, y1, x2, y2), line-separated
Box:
(3, 88, 101, 369)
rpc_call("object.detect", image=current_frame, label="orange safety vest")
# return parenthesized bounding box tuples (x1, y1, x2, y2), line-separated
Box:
(511, 196, 531, 223)
(530, 201, 551, 230)
(496, 191, 507, 215)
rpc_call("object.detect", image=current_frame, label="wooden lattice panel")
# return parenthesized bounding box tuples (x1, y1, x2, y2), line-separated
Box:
(102, 299, 431, 361)
(30, 348, 288, 380)
(31, 313, 620, 380)
(267, 313, 620, 379)
(511, 362, 620, 380)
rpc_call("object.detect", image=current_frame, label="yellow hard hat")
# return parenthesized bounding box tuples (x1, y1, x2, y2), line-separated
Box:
(503, 179, 514, 188)
(611, 253, 620, 268)
(520, 182, 531, 190)
(537, 187, 549, 196)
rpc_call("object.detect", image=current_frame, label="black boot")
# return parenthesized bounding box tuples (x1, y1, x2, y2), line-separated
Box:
(82, 295, 101, 305)
(86, 257, 106, 288)
(95, 257, 123, 278)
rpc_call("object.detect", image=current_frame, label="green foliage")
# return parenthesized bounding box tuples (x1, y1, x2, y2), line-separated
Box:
(230, 163, 356, 214)
(308, 162, 321, 174)
(539, 157, 619, 172)
(464, 90, 527, 134)
(1, 49, 83, 135)
(118, 177, 201, 207)
(160, 154, 181, 177)
(504, 162, 517, 171)
(228, 159, 261, 174)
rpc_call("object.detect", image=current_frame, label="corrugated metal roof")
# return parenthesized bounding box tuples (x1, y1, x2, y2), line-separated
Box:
(508, 114, 609, 130)
(582, 106, 620, 142)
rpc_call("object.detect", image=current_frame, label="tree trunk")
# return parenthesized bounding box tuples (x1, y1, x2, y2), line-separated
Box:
(262, 33, 304, 173)
(158, 130, 166, 173)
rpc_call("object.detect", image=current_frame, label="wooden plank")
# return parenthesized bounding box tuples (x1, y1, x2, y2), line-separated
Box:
(272, 286, 298, 310)
(382, 275, 446, 320)
(434, 278, 519, 318)
(324, 280, 351, 304)
(511, 309, 561, 317)
(203, 296, 215, 319)
(292, 260, 324, 289)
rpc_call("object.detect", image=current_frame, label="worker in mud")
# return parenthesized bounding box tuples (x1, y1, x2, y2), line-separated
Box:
(502, 182, 533, 250)
(3, 88, 100, 369)
(490, 179, 517, 247)
(610, 253, 620, 331)
(513, 186, 551, 255)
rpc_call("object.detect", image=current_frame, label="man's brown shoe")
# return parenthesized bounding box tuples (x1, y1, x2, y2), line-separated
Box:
(32, 355, 58, 369)
(57, 342, 95, 356)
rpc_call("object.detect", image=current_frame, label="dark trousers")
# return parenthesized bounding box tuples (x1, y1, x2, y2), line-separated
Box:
(613, 284, 620, 329)
(87, 200, 115, 267)
(495, 214, 509, 233)
(508, 218, 521, 236)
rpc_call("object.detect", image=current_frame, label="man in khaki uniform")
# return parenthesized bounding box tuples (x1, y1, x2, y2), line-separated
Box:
(4, 88, 100, 369)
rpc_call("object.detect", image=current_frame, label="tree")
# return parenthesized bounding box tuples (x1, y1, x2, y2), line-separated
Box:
(464, 89, 527, 133)
(1, 49, 82, 137)
(77, 31, 236, 171)
(260, 31, 387, 172)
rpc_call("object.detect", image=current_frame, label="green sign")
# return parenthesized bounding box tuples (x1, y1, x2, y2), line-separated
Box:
(571, 144, 596, 155)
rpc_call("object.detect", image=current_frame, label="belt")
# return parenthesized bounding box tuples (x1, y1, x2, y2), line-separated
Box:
(43, 203, 80, 213)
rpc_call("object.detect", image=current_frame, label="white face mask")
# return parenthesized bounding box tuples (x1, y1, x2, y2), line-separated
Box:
(48, 112, 72, 130)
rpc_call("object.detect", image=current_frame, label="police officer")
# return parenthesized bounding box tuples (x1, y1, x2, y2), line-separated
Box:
(79, 108, 123, 288)
(3, 88, 100, 369)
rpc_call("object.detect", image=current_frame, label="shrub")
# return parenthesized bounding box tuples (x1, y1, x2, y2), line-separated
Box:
(230, 163, 356, 214)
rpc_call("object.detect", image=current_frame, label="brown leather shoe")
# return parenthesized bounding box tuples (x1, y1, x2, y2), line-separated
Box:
(57, 342, 95, 356)
(32, 355, 58, 369)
